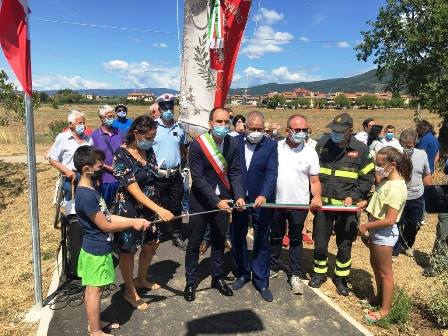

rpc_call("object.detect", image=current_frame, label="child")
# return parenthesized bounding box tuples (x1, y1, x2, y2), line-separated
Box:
(74, 146, 150, 336)
(357, 146, 411, 323)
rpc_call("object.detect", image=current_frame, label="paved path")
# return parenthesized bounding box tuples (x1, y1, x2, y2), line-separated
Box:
(46, 236, 369, 336)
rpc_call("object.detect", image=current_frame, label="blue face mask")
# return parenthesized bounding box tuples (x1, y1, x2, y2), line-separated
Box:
(75, 124, 85, 135)
(117, 111, 127, 119)
(330, 131, 345, 144)
(385, 132, 394, 140)
(104, 118, 114, 127)
(162, 110, 174, 121)
(136, 139, 153, 150)
(212, 125, 230, 139)
(290, 131, 307, 144)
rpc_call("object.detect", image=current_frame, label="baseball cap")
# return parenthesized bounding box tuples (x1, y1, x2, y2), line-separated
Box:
(327, 113, 353, 132)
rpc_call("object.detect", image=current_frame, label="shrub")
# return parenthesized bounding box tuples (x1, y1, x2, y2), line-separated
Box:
(426, 273, 448, 327)
(47, 120, 67, 140)
(376, 286, 412, 328)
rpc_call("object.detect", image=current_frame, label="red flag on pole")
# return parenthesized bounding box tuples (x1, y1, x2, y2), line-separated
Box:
(0, 0, 32, 95)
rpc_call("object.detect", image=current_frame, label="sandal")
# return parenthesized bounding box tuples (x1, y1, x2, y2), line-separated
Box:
(123, 292, 149, 310)
(133, 278, 161, 291)
(364, 310, 384, 324)
(359, 298, 379, 310)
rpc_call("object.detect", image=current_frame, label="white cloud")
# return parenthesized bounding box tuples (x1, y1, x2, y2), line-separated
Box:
(313, 14, 326, 25)
(153, 42, 168, 48)
(232, 66, 321, 87)
(254, 8, 284, 25)
(33, 75, 110, 90)
(103, 59, 179, 89)
(299, 36, 310, 42)
(103, 60, 129, 70)
(337, 41, 350, 48)
(242, 25, 293, 59)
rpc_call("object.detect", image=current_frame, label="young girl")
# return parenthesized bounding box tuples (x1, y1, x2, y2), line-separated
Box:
(357, 146, 412, 323)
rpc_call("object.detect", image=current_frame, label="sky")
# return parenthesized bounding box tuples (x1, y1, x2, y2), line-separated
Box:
(0, 0, 386, 91)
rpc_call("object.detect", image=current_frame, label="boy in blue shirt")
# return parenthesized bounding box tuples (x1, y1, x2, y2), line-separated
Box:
(74, 146, 150, 335)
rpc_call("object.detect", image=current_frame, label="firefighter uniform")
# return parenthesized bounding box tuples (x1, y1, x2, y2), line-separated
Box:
(310, 113, 374, 295)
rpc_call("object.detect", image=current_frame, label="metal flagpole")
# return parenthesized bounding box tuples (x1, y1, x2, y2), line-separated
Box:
(24, 93, 43, 308)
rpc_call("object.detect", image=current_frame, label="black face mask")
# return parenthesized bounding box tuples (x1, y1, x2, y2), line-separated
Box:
(90, 168, 104, 181)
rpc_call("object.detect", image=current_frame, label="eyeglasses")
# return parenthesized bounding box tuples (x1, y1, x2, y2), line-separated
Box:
(290, 128, 309, 133)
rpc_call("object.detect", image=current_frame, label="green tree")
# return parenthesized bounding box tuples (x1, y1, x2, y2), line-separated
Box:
(267, 94, 286, 109)
(0, 70, 41, 125)
(356, 95, 379, 109)
(356, 0, 448, 119)
(334, 95, 352, 109)
(314, 98, 327, 109)
(296, 97, 311, 108)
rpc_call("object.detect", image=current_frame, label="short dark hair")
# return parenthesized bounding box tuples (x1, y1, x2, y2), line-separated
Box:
(209, 107, 230, 121)
(367, 124, 383, 146)
(74, 146, 105, 172)
(362, 117, 374, 129)
(385, 124, 395, 131)
(232, 114, 245, 127)
(126, 115, 157, 144)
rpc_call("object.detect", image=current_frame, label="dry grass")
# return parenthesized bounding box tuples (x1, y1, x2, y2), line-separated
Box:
(0, 104, 446, 335)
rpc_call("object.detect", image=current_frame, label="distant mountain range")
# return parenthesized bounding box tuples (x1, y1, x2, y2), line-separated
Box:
(43, 69, 388, 97)
(230, 69, 389, 95)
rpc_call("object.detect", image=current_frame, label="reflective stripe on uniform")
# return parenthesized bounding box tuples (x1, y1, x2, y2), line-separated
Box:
(334, 269, 350, 277)
(319, 167, 332, 175)
(359, 162, 375, 176)
(336, 259, 352, 269)
(314, 258, 328, 274)
(314, 258, 328, 266)
(321, 197, 344, 205)
(334, 170, 358, 179)
(314, 267, 328, 274)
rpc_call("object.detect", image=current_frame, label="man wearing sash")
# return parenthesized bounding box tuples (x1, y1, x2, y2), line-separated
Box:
(184, 107, 246, 302)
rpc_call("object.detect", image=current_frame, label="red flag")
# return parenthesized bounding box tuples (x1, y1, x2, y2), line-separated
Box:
(213, 0, 251, 108)
(0, 0, 32, 95)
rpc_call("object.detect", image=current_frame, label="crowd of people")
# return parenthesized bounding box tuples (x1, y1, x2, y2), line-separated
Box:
(47, 96, 447, 335)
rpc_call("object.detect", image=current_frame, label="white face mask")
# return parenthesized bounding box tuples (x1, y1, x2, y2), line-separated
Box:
(246, 131, 264, 144)
(375, 165, 391, 178)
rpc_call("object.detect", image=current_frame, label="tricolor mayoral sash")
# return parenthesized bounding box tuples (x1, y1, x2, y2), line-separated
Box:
(196, 132, 231, 191)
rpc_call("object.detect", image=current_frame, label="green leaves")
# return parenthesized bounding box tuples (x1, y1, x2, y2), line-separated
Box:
(194, 31, 216, 90)
(356, 0, 448, 120)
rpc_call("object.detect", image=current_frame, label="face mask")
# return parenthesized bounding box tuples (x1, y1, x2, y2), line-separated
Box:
(375, 165, 391, 178)
(272, 130, 278, 137)
(162, 110, 174, 121)
(212, 125, 230, 139)
(117, 111, 127, 119)
(75, 124, 85, 135)
(403, 147, 414, 156)
(246, 131, 264, 144)
(136, 139, 153, 150)
(330, 131, 345, 144)
(290, 131, 307, 144)
(385, 132, 394, 140)
(89, 168, 104, 181)
(104, 118, 114, 127)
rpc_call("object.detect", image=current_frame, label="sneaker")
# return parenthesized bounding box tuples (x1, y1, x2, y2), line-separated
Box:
(290, 275, 304, 295)
(269, 270, 279, 279)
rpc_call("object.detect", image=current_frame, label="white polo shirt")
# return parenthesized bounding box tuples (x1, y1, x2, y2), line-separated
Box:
(380, 138, 403, 152)
(276, 139, 320, 204)
(48, 130, 93, 170)
(355, 131, 368, 145)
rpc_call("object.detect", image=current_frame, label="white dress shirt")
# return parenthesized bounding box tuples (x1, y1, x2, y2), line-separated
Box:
(380, 138, 403, 152)
(215, 140, 225, 195)
(48, 130, 93, 170)
(244, 141, 257, 170)
(355, 131, 368, 145)
(276, 139, 320, 204)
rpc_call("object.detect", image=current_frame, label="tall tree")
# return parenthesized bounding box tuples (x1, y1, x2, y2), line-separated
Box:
(356, 0, 448, 120)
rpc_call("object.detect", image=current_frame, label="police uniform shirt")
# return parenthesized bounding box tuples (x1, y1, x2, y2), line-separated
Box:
(153, 120, 187, 169)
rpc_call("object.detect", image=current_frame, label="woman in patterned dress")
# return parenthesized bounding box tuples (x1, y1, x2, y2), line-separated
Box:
(113, 115, 174, 310)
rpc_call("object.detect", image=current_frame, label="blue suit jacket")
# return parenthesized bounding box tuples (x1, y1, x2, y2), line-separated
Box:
(238, 135, 278, 203)
(189, 134, 245, 213)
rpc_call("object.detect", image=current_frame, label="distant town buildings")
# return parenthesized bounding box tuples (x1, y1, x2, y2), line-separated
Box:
(126, 92, 155, 102)
(227, 88, 412, 108)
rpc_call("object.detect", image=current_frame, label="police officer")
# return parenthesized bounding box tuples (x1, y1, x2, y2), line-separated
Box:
(153, 94, 188, 249)
(309, 113, 374, 296)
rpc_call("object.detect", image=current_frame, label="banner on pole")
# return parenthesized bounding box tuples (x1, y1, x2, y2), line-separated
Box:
(179, 0, 251, 135)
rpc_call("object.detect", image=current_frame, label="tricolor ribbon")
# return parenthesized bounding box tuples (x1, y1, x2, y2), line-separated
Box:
(208, 0, 224, 49)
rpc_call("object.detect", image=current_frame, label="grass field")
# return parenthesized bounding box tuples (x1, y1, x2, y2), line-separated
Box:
(0, 104, 446, 336)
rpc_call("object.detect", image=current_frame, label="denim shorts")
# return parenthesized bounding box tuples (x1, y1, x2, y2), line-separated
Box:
(369, 224, 399, 247)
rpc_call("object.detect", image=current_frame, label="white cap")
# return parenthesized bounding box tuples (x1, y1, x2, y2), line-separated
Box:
(156, 93, 176, 104)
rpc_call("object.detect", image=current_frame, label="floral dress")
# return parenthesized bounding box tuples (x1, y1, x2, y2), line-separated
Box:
(113, 146, 160, 253)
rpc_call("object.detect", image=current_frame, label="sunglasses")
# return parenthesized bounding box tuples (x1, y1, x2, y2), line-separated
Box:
(290, 128, 309, 133)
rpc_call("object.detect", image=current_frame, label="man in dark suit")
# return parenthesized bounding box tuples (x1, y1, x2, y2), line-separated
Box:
(232, 111, 278, 302)
(184, 107, 246, 302)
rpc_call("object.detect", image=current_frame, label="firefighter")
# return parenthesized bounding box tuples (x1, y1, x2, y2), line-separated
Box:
(309, 113, 374, 296)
